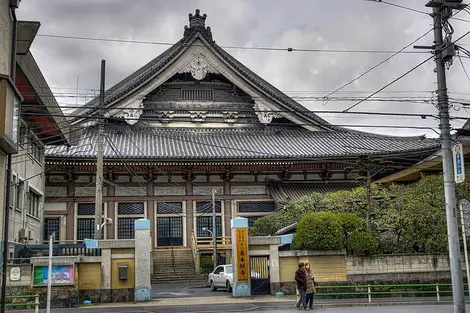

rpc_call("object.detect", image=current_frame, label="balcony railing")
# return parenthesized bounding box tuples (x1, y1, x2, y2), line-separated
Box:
(195, 236, 232, 250)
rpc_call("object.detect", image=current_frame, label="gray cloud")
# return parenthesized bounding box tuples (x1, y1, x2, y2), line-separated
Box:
(17, 0, 470, 137)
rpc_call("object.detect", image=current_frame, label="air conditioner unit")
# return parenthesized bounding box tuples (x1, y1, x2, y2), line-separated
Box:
(28, 230, 34, 240)
(18, 228, 27, 240)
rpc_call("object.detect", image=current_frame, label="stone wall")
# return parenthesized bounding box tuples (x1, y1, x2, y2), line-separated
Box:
(346, 254, 451, 283)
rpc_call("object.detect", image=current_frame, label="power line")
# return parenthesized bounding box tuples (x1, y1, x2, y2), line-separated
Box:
(458, 55, 470, 84)
(323, 28, 434, 101)
(345, 28, 470, 112)
(35, 33, 428, 55)
(367, 0, 470, 23)
(22, 103, 470, 120)
(343, 56, 434, 112)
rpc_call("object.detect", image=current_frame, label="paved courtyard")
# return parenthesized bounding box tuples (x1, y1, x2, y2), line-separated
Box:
(151, 282, 226, 299)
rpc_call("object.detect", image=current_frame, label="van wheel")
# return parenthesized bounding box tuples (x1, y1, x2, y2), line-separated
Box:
(226, 280, 232, 292)
(210, 280, 217, 291)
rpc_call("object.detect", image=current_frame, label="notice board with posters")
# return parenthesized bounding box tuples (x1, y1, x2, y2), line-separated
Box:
(33, 264, 75, 286)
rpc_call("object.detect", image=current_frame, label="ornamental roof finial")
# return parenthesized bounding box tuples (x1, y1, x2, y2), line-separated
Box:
(189, 9, 207, 28)
(183, 9, 213, 41)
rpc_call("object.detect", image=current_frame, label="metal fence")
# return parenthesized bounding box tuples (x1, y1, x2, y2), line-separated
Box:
(2, 294, 39, 313)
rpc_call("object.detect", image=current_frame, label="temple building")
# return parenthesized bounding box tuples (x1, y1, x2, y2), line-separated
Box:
(43, 10, 439, 263)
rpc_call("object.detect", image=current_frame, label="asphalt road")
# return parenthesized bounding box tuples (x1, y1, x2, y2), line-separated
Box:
(151, 282, 228, 299)
(14, 304, 470, 313)
(234, 306, 470, 313)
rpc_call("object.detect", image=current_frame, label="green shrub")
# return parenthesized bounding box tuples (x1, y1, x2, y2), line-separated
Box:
(200, 254, 214, 274)
(292, 212, 345, 251)
(337, 213, 365, 233)
(347, 231, 379, 255)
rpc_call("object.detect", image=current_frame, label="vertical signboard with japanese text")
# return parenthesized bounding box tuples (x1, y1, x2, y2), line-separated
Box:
(236, 228, 249, 281)
(453, 143, 466, 184)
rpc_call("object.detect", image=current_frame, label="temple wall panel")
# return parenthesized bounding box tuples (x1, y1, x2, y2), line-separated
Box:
(231, 185, 267, 195)
(154, 186, 185, 196)
(46, 186, 67, 197)
(114, 186, 147, 196)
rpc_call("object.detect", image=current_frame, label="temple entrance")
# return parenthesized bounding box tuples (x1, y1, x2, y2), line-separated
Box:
(156, 217, 183, 246)
(250, 256, 270, 295)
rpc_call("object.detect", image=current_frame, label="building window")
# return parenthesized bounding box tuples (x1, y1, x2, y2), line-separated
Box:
(181, 89, 213, 101)
(238, 202, 275, 213)
(196, 216, 222, 237)
(118, 202, 144, 215)
(117, 202, 145, 239)
(16, 180, 23, 211)
(77, 203, 95, 215)
(76, 203, 98, 240)
(28, 191, 41, 218)
(117, 218, 140, 239)
(19, 123, 27, 146)
(157, 202, 183, 214)
(196, 201, 221, 213)
(77, 218, 94, 240)
(44, 218, 60, 241)
(237, 201, 275, 226)
(29, 141, 43, 161)
(195, 201, 223, 237)
(9, 176, 16, 208)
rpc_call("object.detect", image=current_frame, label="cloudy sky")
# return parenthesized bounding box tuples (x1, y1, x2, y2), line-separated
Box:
(17, 0, 470, 137)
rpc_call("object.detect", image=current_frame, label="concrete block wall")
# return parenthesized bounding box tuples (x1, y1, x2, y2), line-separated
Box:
(346, 254, 450, 275)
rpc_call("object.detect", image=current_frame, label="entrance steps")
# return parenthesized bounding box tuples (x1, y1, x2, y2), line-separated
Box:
(151, 248, 206, 284)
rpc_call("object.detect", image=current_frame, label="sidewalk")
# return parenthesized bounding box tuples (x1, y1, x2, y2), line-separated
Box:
(13, 295, 464, 313)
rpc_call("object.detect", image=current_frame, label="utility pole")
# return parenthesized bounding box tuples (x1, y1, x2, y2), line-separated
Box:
(212, 189, 217, 270)
(417, 1, 468, 312)
(94, 60, 105, 240)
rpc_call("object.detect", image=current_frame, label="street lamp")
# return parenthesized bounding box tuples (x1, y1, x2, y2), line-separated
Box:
(202, 227, 217, 270)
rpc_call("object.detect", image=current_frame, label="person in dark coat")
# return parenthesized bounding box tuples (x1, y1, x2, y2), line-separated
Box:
(295, 262, 307, 310)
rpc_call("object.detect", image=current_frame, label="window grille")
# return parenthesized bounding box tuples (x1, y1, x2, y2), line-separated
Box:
(77, 203, 95, 216)
(196, 216, 222, 237)
(196, 201, 221, 213)
(238, 202, 275, 213)
(118, 203, 145, 215)
(157, 202, 183, 214)
(118, 218, 140, 239)
(77, 218, 94, 240)
(28, 191, 41, 217)
(44, 218, 60, 241)
(181, 89, 213, 101)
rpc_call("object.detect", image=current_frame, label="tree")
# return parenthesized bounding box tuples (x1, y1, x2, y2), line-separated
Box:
(250, 193, 325, 236)
(292, 212, 345, 251)
(347, 231, 379, 255)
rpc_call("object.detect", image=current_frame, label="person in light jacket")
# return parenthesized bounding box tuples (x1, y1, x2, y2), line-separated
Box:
(305, 262, 316, 310)
(295, 262, 307, 310)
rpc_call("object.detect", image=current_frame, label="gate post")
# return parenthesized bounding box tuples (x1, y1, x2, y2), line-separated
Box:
(134, 219, 152, 302)
(231, 217, 251, 297)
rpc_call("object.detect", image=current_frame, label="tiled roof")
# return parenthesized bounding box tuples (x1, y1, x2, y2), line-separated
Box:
(45, 126, 440, 160)
(267, 182, 359, 203)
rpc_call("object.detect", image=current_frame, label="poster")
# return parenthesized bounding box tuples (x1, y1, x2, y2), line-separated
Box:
(33, 265, 74, 286)
(236, 228, 249, 281)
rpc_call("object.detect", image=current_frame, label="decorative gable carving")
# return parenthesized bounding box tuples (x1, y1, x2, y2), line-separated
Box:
(254, 99, 283, 124)
(178, 51, 220, 80)
(111, 98, 145, 125)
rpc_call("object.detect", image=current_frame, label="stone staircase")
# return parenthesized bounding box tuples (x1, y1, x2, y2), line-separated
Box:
(151, 248, 206, 284)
